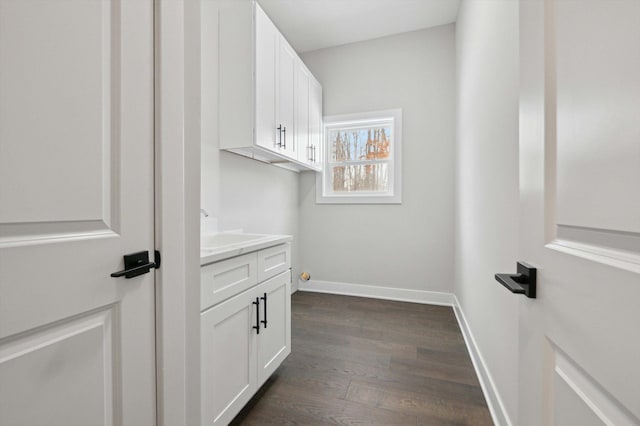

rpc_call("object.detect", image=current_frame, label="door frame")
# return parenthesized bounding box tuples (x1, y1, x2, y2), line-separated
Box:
(154, 0, 201, 425)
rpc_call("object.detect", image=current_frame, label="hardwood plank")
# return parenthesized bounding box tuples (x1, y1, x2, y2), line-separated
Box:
(231, 292, 493, 425)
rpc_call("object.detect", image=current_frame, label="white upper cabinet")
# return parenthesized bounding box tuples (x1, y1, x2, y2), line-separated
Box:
(309, 75, 324, 171)
(217, 0, 322, 172)
(276, 38, 297, 159)
(295, 58, 323, 171)
(295, 60, 311, 166)
(254, 4, 277, 152)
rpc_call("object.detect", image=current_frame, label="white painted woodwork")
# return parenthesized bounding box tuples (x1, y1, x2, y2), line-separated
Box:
(201, 252, 258, 310)
(295, 59, 323, 171)
(255, 3, 278, 151)
(200, 245, 291, 426)
(309, 77, 324, 171)
(257, 271, 292, 387)
(276, 37, 297, 158)
(519, 0, 640, 424)
(155, 0, 203, 423)
(257, 243, 291, 283)
(295, 60, 311, 165)
(554, 1, 640, 236)
(201, 285, 257, 426)
(0, 0, 155, 424)
(216, 0, 323, 172)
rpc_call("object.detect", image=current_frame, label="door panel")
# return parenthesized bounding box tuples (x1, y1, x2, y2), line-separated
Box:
(0, 0, 113, 229)
(276, 38, 296, 158)
(201, 289, 257, 426)
(0, 0, 155, 424)
(519, 0, 640, 424)
(255, 3, 277, 151)
(309, 78, 323, 169)
(295, 61, 310, 165)
(0, 309, 115, 426)
(257, 271, 291, 386)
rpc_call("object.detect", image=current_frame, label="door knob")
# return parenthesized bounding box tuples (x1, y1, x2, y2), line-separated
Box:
(111, 250, 161, 279)
(495, 262, 536, 298)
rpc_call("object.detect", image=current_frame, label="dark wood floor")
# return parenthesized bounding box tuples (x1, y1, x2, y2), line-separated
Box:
(230, 291, 493, 425)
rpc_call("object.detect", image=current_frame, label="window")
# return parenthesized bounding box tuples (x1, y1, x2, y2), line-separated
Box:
(316, 109, 402, 204)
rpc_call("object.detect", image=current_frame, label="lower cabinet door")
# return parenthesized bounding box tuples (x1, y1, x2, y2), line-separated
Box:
(256, 270, 292, 386)
(201, 288, 258, 426)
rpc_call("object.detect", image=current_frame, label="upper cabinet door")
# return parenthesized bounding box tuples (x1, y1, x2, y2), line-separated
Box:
(276, 37, 296, 158)
(254, 4, 277, 151)
(309, 77, 324, 171)
(295, 60, 311, 165)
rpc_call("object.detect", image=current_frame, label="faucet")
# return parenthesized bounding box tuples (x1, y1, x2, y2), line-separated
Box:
(200, 208, 209, 218)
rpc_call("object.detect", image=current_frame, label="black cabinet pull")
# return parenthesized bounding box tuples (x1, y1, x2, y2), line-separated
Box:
(282, 127, 286, 148)
(495, 262, 536, 298)
(252, 297, 260, 334)
(260, 292, 268, 328)
(277, 125, 282, 147)
(111, 250, 160, 279)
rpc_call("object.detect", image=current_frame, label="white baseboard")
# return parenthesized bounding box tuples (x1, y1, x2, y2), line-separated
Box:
(452, 295, 512, 426)
(296, 279, 510, 425)
(297, 279, 454, 306)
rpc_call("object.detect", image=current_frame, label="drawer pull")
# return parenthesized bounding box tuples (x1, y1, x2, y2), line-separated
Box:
(252, 297, 260, 334)
(260, 292, 268, 328)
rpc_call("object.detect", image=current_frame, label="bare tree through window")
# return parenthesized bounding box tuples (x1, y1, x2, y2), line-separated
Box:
(329, 126, 391, 192)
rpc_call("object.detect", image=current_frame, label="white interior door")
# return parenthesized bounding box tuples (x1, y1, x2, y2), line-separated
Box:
(518, 0, 640, 424)
(0, 0, 156, 425)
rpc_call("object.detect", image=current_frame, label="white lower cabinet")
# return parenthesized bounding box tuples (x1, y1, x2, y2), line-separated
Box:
(201, 247, 291, 426)
(257, 271, 291, 387)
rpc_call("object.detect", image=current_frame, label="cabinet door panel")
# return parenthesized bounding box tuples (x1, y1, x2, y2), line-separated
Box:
(309, 78, 323, 170)
(257, 271, 291, 386)
(201, 252, 258, 311)
(254, 4, 277, 150)
(276, 37, 296, 158)
(201, 289, 257, 426)
(257, 243, 291, 282)
(295, 61, 311, 165)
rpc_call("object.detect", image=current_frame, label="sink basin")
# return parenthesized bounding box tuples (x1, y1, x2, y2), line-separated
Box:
(201, 233, 268, 250)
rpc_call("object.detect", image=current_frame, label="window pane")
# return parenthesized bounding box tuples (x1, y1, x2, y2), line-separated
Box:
(329, 126, 392, 162)
(331, 163, 389, 193)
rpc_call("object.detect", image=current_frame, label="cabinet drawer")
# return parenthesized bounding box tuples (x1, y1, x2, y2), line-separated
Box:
(201, 253, 258, 311)
(257, 243, 291, 282)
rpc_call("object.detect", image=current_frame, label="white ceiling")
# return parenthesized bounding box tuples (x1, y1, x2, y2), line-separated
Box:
(258, 0, 461, 53)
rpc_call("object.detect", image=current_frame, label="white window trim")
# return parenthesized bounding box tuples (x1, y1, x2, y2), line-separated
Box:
(316, 108, 402, 204)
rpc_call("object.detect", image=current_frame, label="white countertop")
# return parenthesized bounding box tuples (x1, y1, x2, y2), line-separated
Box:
(200, 232, 292, 266)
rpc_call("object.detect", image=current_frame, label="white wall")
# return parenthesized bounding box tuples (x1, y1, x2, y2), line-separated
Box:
(298, 26, 456, 296)
(455, 1, 519, 423)
(201, 1, 300, 279)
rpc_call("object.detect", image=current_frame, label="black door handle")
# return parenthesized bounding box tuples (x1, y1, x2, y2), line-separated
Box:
(260, 292, 267, 328)
(111, 250, 160, 279)
(252, 297, 260, 334)
(495, 262, 536, 298)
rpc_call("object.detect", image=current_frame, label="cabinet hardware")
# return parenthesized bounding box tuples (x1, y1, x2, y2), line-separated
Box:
(495, 262, 537, 298)
(260, 292, 268, 328)
(252, 297, 260, 334)
(277, 125, 283, 147)
(111, 250, 161, 279)
(282, 126, 286, 148)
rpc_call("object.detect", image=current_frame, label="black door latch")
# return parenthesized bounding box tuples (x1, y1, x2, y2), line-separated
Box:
(495, 262, 536, 298)
(111, 250, 161, 279)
